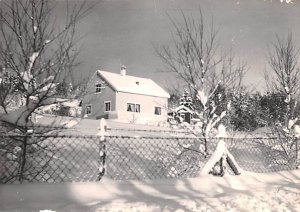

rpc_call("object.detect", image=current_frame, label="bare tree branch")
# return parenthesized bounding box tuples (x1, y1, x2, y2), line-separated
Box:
(156, 8, 246, 155)
(0, 0, 95, 183)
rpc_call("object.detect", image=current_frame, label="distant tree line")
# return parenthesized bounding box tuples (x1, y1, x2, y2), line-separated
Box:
(169, 89, 300, 132)
(229, 91, 300, 131)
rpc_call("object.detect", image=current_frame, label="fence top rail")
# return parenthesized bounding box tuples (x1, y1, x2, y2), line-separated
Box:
(0, 134, 281, 140)
(106, 135, 280, 140)
(106, 127, 276, 136)
(0, 134, 103, 139)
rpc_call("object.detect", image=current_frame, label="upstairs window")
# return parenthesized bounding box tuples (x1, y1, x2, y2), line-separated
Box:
(127, 103, 140, 113)
(95, 83, 102, 93)
(104, 101, 111, 112)
(154, 107, 161, 115)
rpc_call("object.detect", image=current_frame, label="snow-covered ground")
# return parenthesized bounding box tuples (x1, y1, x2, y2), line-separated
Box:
(36, 115, 182, 137)
(0, 170, 299, 212)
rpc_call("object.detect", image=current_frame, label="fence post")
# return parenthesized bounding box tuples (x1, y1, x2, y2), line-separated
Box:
(97, 118, 107, 180)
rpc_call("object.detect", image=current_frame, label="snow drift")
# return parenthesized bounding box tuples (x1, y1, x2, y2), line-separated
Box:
(0, 170, 299, 211)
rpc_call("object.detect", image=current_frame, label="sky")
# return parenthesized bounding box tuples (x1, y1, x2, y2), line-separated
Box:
(57, 0, 300, 91)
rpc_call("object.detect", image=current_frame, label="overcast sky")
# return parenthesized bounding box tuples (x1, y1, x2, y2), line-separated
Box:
(60, 0, 300, 91)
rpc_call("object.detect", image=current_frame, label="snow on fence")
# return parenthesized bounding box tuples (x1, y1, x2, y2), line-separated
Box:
(0, 132, 299, 184)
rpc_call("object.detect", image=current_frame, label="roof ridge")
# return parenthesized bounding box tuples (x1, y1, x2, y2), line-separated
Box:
(98, 70, 151, 80)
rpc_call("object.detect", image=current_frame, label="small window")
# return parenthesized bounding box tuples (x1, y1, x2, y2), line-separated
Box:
(154, 107, 161, 115)
(127, 103, 140, 113)
(95, 83, 102, 93)
(135, 104, 140, 113)
(104, 101, 111, 112)
(85, 105, 92, 115)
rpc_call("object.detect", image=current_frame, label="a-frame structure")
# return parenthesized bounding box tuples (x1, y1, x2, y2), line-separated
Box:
(201, 140, 241, 176)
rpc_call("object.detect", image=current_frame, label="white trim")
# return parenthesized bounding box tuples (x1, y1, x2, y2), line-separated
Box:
(104, 101, 111, 112)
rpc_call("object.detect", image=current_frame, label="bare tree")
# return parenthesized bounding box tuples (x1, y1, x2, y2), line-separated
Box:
(156, 9, 246, 155)
(265, 34, 300, 121)
(265, 33, 300, 167)
(0, 0, 92, 182)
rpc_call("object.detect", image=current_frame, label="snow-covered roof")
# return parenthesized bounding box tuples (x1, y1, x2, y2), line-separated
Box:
(97, 70, 170, 98)
(61, 99, 81, 107)
(172, 105, 194, 114)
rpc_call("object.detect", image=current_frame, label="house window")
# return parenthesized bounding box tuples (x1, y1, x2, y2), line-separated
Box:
(127, 103, 140, 113)
(85, 105, 92, 115)
(104, 101, 111, 112)
(154, 107, 161, 115)
(95, 83, 102, 93)
(135, 104, 140, 113)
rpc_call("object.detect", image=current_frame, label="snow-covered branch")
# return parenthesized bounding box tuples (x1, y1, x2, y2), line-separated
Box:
(0, 0, 92, 132)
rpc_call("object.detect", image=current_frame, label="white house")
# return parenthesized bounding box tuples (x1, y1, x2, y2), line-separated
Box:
(81, 66, 170, 125)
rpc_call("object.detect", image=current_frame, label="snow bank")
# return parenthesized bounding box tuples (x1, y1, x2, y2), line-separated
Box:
(0, 170, 299, 211)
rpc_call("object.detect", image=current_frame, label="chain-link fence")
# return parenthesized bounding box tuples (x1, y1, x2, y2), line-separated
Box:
(0, 135, 105, 184)
(106, 136, 299, 180)
(0, 133, 299, 184)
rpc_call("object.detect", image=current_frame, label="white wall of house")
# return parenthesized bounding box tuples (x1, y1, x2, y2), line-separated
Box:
(115, 92, 168, 125)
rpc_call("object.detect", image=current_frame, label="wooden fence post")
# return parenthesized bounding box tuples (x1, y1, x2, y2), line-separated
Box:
(97, 118, 107, 180)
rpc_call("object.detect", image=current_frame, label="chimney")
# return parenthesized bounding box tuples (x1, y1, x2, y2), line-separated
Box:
(120, 65, 126, 76)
